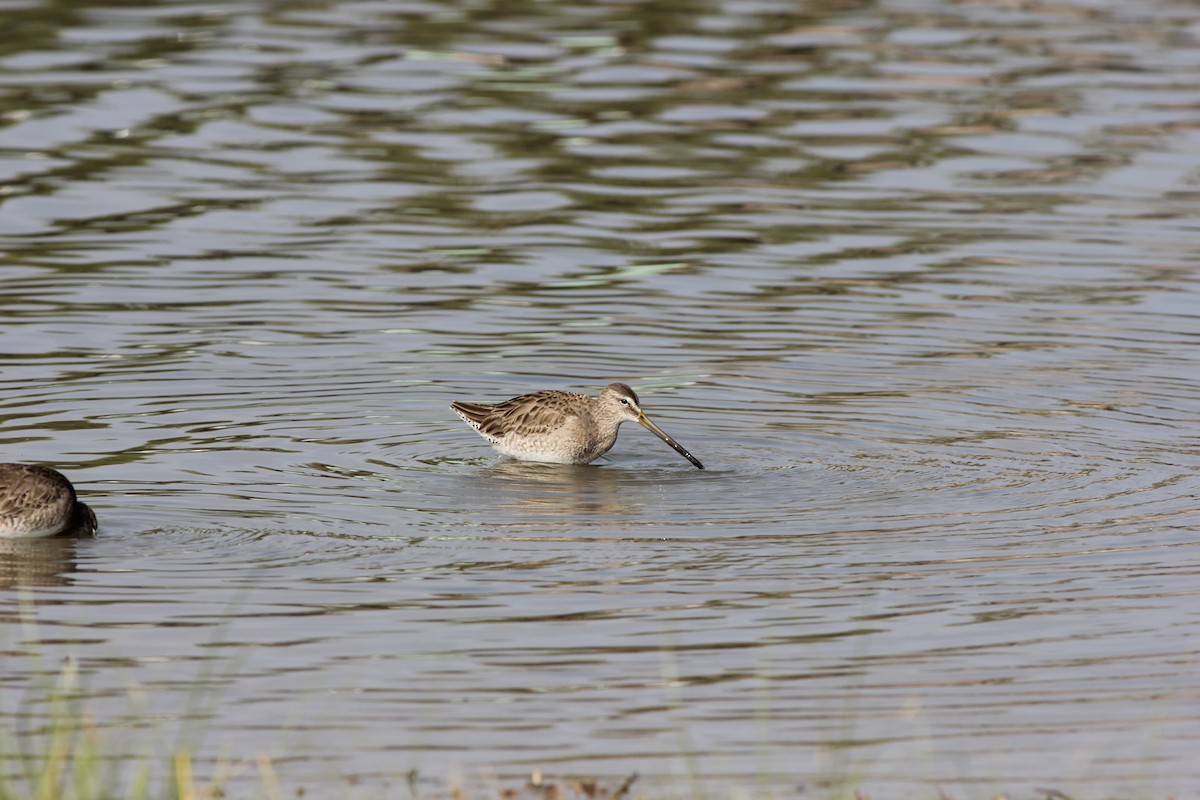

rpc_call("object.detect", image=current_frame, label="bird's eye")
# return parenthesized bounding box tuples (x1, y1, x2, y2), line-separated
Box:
(620, 398, 629, 405)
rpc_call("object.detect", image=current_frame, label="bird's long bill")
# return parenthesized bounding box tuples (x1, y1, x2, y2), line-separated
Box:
(637, 413, 705, 470)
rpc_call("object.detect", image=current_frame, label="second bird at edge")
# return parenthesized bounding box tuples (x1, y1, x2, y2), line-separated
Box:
(450, 382, 704, 469)
(0, 463, 97, 539)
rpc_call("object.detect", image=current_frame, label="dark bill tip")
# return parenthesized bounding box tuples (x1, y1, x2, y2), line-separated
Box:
(638, 415, 704, 470)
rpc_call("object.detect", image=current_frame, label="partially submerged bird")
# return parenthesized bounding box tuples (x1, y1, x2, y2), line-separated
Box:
(0, 464, 98, 539)
(451, 382, 704, 469)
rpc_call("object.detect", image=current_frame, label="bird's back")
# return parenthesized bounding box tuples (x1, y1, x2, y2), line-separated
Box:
(0, 464, 82, 538)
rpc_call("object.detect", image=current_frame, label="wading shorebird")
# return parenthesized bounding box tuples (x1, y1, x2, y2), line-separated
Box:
(0, 463, 98, 539)
(451, 383, 704, 469)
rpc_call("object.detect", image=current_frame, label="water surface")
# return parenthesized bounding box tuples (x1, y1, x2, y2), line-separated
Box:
(2, 0, 1199, 796)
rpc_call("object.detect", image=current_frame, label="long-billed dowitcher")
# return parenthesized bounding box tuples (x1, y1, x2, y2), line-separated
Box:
(451, 383, 704, 469)
(0, 463, 98, 539)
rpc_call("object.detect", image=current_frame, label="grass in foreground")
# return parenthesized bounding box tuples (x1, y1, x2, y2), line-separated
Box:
(1, 654, 283, 800)
(0, 658, 1163, 800)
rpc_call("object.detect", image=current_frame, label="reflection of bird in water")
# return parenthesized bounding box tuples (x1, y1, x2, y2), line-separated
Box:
(451, 383, 704, 469)
(0, 463, 98, 539)
(480, 460, 631, 518)
(0, 536, 80, 590)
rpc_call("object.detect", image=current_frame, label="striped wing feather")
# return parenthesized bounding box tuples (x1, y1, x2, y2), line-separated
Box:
(452, 390, 587, 440)
(0, 464, 76, 535)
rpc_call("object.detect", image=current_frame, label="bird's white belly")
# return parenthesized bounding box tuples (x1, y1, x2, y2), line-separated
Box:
(490, 434, 588, 464)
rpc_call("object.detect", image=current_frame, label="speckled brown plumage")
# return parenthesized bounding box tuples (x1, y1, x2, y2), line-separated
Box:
(451, 382, 704, 469)
(0, 464, 98, 539)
